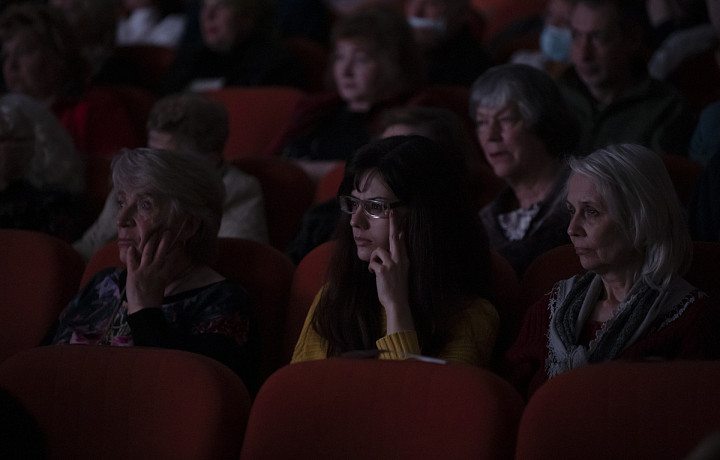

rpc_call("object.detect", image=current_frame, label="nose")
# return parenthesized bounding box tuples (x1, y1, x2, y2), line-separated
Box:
(575, 35, 594, 61)
(567, 213, 582, 237)
(487, 119, 502, 142)
(116, 203, 135, 228)
(349, 205, 368, 228)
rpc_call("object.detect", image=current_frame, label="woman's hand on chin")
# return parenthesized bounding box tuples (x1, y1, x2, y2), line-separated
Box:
(125, 229, 174, 314)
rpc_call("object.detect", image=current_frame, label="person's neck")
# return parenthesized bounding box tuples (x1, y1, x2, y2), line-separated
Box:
(508, 159, 562, 209)
(163, 258, 200, 297)
(588, 75, 634, 108)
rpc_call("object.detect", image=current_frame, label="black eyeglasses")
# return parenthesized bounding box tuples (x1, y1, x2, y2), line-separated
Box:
(337, 195, 404, 219)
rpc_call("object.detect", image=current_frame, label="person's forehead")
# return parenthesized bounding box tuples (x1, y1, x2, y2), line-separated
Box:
(571, 2, 620, 30)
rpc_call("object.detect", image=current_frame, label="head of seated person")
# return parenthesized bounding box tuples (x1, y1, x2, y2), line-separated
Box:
(568, 0, 653, 105)
(375, 105, 487, 201)
(113, 147, 225, 269)
(291, 135, 498, 367)
(0, 93, 90, 240)
(327, 3, 426, 113)
(0, 3, 89, 106)
(146, 91, 229, 165)
(200, 0, 277, 53)
(554, 144, 700, 365)
(52, 147, 260, 387)
(469, 63, 579, 274)
(503, 143, 718, 399)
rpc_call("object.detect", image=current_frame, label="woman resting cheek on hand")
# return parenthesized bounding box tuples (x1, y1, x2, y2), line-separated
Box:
(49, 147, 259, 389)
(291, 135, 499, 367)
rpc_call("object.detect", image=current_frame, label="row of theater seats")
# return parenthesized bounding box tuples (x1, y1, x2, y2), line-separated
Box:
(2, 227, 720, 376)
(1, 229, 719, 457)
(1, 345, 719, 460)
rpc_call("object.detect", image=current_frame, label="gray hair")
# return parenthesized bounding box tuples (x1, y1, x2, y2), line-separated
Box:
(469, 63, 579, 157)
(568, 144, 692, 287)
(0, 93, 84, 193)
(146, 92, 229, 156)
(111, 147, 225, 264)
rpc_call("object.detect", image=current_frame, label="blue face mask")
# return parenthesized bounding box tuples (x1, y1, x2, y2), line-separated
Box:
(407, 16, 447, 39)
(540, 24, 571, 62)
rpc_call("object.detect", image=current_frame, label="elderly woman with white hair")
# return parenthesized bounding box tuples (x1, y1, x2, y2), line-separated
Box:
(504, 144, 720, 399)
(50, 147, 259, 387)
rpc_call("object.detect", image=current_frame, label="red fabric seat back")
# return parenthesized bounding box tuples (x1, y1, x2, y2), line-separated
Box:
(0, 345, 250, 460)
(0, 229, 85, 363)
(203, 87, 306, 160)
(516, 360, 720, 460)
(233, 156, 316, 252)
(241, 359, 525, 460)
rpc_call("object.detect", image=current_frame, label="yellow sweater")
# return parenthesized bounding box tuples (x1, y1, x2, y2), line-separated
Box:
(291, 289, 499, 367)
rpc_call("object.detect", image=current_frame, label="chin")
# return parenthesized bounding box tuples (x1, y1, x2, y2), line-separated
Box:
(356, 247, 372, 262)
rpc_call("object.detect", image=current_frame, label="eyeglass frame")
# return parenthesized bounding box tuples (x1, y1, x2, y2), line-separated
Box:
(337, 195, 405, 219)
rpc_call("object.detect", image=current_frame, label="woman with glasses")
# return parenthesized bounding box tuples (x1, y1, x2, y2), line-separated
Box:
(291, 135, 499, 367)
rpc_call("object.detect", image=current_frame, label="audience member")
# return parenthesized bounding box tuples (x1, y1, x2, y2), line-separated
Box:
(73, 91, 269, 261)
(291, 135, 499, 366)
(285, 105, 490, 264)
(0, 93, 91, 241)
(470, 63, 579, 276)
(0, 3, 141, 157)
(273, 3, 425, 181)
(159, 0, 307, 95)
(688, 148, 720, 242)
(503, 143, 720, 399)
(47, 0, 130, 85)
(646, 0, 708, 44)
(115, 0, 187, 47)
(403, 0, 491, 85)
(51, 147, 260, 389)
(558, 0, 696, 155)
(510, 0, 577, 80)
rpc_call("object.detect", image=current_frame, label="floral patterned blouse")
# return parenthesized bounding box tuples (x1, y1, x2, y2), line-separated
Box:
(51, 267, 259, 388)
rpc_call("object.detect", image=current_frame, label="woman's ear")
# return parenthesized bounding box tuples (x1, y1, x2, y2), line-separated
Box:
(177, 217, 200, 243)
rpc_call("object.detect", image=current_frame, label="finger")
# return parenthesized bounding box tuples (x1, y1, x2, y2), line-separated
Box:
(388, 210, 399, 259)
(368, 247, 387, 274)
(388, 210, 406, 262)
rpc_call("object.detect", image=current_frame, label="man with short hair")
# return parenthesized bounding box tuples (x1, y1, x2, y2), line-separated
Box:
(559, 0, 696, 156)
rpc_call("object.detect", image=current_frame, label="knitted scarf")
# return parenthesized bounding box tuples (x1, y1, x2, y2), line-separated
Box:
(546, 272, 694, 378)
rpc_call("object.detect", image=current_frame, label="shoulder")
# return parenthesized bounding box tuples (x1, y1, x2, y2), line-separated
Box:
(222, 165, 262, 190)
(455, 297, 500, 330)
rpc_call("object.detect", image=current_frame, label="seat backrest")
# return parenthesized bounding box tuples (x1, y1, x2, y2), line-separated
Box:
(112, 45, 177, 93)
(519, 244, 583, 313)
(282, 240, 335, 363)
(516, 360, 720, 460)
(686, 241, 720, 300)
(489, 249, 522, 370)
(80, 238, 295, 382)
(283, 37, 329, 93)
(519, 242, 720, 317)
(0, 229, 85, 363)
(661, 154, 703, 206)
(203, 86, 306, 161)
(240, 359, 525, 460)
(233, 156, 316, 252)
(0, 345, 251, 460)
(313, 161, 345, 204)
